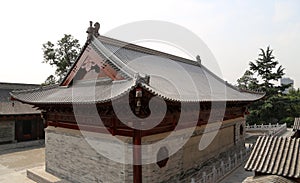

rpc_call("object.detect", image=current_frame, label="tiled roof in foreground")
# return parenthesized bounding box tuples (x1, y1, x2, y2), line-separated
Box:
(245, 136, 300, 179)
(11, 35, 264, 104)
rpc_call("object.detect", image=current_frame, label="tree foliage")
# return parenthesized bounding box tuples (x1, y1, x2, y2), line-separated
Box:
(248, 46, 286, 95)
(42, 75, 57, 86)
(237, 70, 258, 90)
(42, 34, 81, 84)
(237, 46, 298, 125)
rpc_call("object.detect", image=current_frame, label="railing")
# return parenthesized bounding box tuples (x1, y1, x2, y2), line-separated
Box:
(245, 123, 287, 136)
(190, 147, 252, 183)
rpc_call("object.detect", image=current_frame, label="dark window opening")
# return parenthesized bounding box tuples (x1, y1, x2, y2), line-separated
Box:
(240, 124, 244, 135)
(156, 146, 169, 168)
(23, 120, 32, 135)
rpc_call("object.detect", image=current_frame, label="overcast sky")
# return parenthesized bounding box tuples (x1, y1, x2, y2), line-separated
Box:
(0, 0, 299, 88)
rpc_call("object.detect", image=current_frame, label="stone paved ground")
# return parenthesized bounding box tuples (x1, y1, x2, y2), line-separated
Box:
(0, 146, 45, 183)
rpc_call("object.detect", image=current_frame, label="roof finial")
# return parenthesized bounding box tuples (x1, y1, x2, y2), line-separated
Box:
(86, 21, 100, 42)
(94, 22, 100, 37)
(86, 21, 94, 42)
(196, 55, 201, 65)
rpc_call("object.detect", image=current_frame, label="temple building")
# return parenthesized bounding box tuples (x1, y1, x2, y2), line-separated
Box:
(11, 22, 263, 183)
(0, 82, 44, 144)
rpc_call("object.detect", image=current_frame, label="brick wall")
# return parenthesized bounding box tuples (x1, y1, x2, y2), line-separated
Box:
(141, 118, 245, 182)
(45, 127, 133, 183)
(0, 120, 15, 143)
(45, 117, 245, 183)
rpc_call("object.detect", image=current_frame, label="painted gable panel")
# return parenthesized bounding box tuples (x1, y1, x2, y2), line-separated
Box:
(61, 45, 123, 86)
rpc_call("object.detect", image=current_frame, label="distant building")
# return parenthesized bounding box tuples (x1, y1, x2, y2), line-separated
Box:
(0, 82, 44, 144)
(280, 77, 294, 94)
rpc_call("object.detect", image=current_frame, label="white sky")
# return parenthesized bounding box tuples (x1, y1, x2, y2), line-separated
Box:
(0, 0, 299, 88)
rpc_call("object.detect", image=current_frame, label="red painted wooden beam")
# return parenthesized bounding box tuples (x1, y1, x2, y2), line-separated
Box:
(133, 129, 142, 183)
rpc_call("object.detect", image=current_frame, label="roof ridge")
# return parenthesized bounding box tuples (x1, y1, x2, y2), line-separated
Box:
(0, 82, 39, 86)
(91, 36, 137, 78)
(11, 84, 59, 94)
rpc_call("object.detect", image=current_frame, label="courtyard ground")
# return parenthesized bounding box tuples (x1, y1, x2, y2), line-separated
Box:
(0, 145, 44, 183)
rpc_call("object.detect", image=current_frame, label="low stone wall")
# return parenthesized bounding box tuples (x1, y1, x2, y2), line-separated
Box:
(190, 144, 251, 183)
(245, 123, 287, 136)
(0, 120, 15, 144)
(0, 139, 44, 152)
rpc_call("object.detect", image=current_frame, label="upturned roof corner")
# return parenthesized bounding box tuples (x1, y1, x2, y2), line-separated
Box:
(134, 73, 150, 86)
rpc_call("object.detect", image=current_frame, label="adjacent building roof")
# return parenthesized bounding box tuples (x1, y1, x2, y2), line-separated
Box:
(11, 32, 264, 105)
(0, 102, 39, 115)
(0, 82, 40, 115)
(244, 136, 300, 179)
(0, 82, 39, 90)
(0, 82, 39, 102)
(293, 118, 300, 131)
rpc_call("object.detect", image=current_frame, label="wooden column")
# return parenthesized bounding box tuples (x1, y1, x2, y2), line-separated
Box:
(133, 129, 142, 183)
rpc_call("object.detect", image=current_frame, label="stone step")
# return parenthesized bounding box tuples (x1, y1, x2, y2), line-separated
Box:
(27, 166, 68, 183)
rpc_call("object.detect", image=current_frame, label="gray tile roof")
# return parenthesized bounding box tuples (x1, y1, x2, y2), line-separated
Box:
(95, 36, 264, 102)
(0, 82, 39, 102)
(244, 136, 300, 179)
(293, 118, 300, 130)
(11, 79, 136, 104)
(0, 82, 39, 90)
(11, 35, 264, 104)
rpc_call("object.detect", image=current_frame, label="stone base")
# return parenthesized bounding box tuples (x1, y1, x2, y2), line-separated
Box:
(0, 139, 44, 152)
(27, 166, 70, 183)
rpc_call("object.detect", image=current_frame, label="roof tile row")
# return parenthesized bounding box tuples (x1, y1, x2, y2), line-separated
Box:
(245, 136, 300, 179)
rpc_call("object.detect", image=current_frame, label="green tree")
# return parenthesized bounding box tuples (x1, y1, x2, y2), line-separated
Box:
(237, 46, 290, 125)
(237, 70, 258, 90)
(42, 34, 81, 84)
(248, 46, 285, 95)
(42, 75, 57, 86)
(280, 89, 300, 126)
